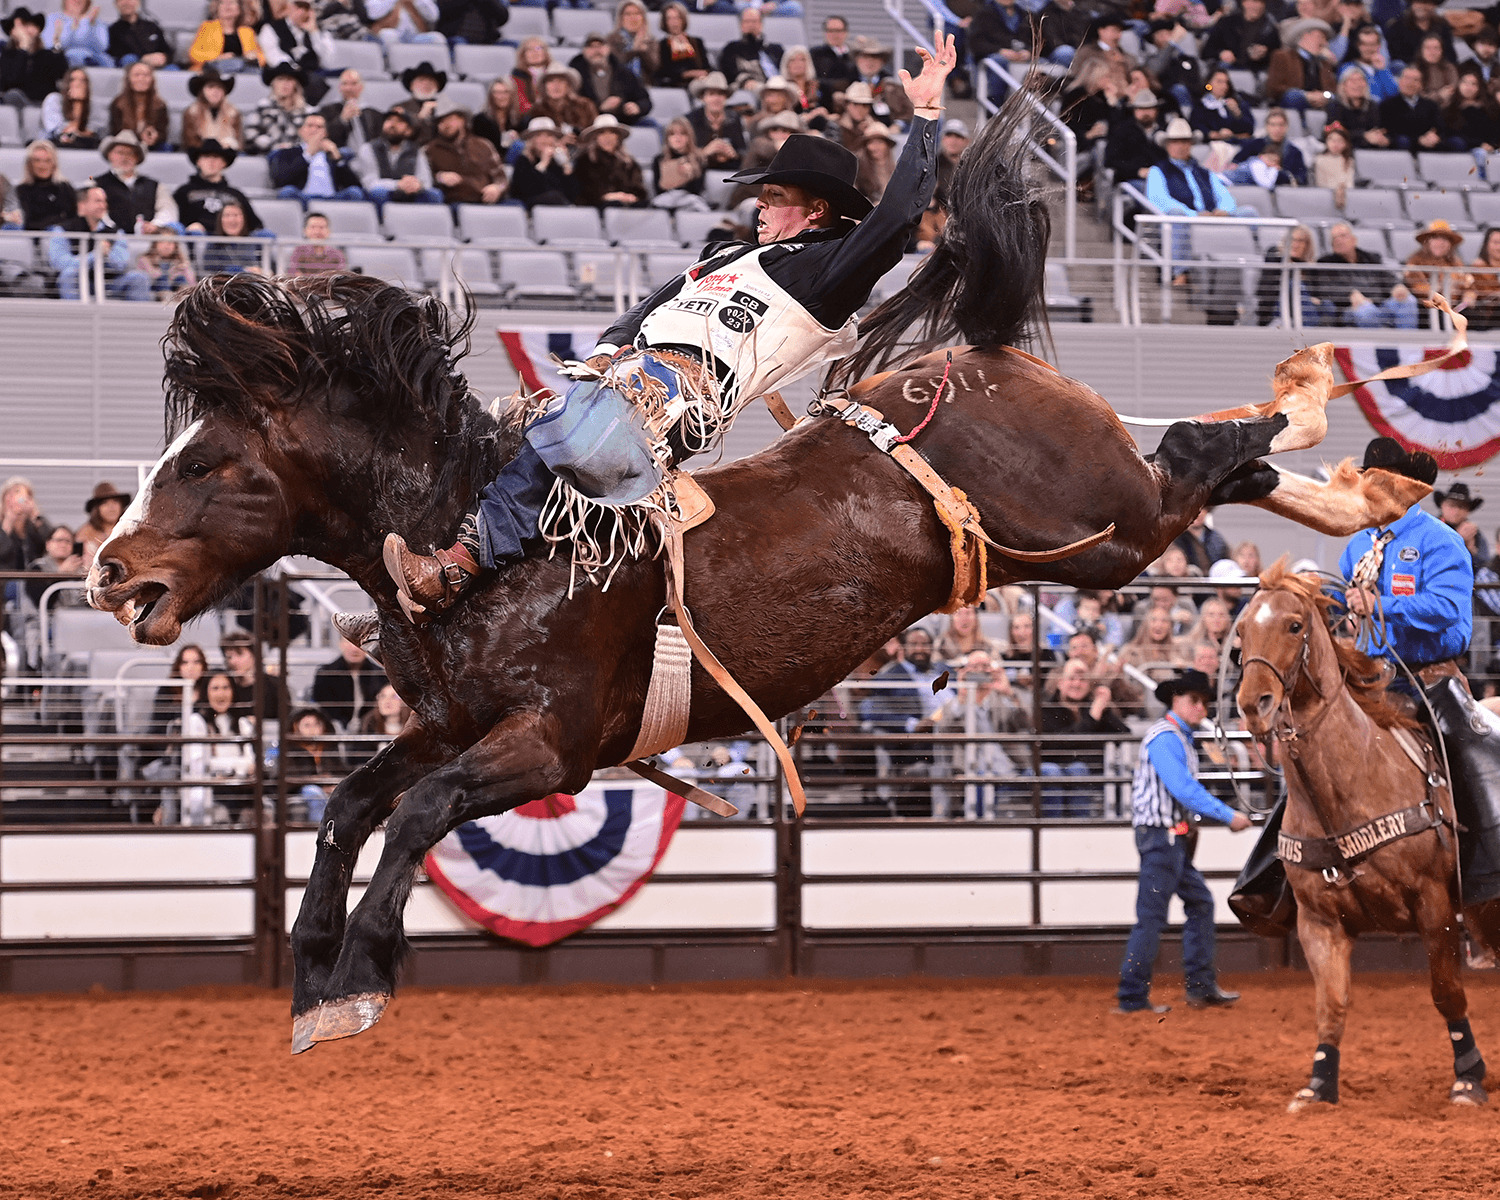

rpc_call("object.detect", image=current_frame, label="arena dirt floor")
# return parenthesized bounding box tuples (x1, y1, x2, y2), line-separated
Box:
(3, 971, 1500, 1200)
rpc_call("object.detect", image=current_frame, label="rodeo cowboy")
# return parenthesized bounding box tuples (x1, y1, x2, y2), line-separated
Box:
(381, 37, 960, 622)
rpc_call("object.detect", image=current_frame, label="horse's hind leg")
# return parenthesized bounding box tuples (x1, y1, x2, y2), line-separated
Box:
(309, 711, 582, 1046)
(1418, 891, 1489, 1105)
(289, 727, 450, 1054)
(1290, 912, 1353, 1111)
(1207, 460, 1434, 538)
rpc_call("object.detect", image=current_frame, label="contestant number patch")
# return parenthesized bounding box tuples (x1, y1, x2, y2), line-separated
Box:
(1391, 573, 1416, 596)
(718, 305, 755, 332)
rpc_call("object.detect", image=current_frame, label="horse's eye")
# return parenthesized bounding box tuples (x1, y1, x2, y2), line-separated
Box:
(1289, 621, 1302, 633)
(181, 460, 208, 479)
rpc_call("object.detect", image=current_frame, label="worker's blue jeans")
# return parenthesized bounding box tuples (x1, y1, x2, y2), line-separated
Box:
(1117, 825, 1218, 1007)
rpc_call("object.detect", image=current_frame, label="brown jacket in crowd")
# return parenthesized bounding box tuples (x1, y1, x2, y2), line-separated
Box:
(574, 146, 647, 207)
(1265, 48, 1337, 105)
(425, 131, 506, 204)
(180, 99, 244, 151)
(533, 94, 598, 137)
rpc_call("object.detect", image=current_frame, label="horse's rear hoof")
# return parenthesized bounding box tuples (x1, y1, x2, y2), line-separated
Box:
(1287, 1087, 1337, 1113)
(310, 992, 390, 1045)
(291, 1007, 321, 1056)
(1451, 1079, 1489, 1106)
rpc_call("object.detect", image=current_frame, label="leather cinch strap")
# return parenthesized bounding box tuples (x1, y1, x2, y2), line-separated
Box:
(1329, 294, 1469, 399)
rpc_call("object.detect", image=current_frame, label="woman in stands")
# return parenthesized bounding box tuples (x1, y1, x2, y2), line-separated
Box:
(1232, 540, 1262, 578)
(180, 67, 243, 151)
(1469, 227, 1500, 330)
(472, 76, 521, 161)
(15, 140, 77, 231)
(780, 46, 829, 128)
(0, 477, 50, 575)
(651, 116, 708, 209)
(189, 0, 264, 74)
(149, 643, 208, 737)
(40, 67, 99, 149)
(1312, 121, 1356, 207)
(994, 610, 1057, 691)
(42, 0, 112, 70)
(109, 60, 170, 151)
(1118, 605, 1189, 684)
(358, 684, 411, 756)
(1415, 32, 1458, 106)
(282, 706, 346, 823)
(655, 3, 709, 90)
(509, 117, 577, 207)
(1405, 219, 1475, 307)
(202, 201, 266, 273)
(1327, 64, 1381, 147)
(24, 524, 84, 608)
(574, 114, 647, 208)
(1256, 223, 1326, 326)
(532, 64, 597, 140)
(79, 481, 130, 568)
(1186, 596, 1233, 652)
(609, 0, 659, 84)
(1190, 67, 1253, 142)
(138, 235, 196, 298)
(1442, 66, 1500, 152)
(510, 35, 554, 121)
(936, 606, 996, 664)
(179, 671, 256, 825)
(854, 122, 897, 204)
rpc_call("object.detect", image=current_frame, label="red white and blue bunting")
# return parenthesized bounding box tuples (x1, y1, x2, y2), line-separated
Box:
(424, 779, 686, 947)
(497, 327, 606, 402)
(1335, 345, 1500, 468)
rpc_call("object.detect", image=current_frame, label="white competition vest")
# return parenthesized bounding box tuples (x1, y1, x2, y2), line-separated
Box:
(634, 244, 859, 404)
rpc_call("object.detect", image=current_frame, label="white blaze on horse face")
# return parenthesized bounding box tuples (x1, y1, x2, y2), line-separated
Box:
(1252, 601, 1279, 627)
(97, 419, 205, 567)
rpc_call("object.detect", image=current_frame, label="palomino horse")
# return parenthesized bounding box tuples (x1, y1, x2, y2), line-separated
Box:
(1238, 562, 1500, 1109)
(84, 274, 1423, 1053)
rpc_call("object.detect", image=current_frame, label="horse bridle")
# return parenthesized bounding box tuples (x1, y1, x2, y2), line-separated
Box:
(1240, 625, 1332, 759)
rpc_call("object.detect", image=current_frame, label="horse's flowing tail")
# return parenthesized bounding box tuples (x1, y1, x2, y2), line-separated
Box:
(828, 84, 1052, 390)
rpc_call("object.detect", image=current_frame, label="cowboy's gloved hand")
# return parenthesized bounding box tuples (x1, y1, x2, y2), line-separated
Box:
(586, 353, 614, 372)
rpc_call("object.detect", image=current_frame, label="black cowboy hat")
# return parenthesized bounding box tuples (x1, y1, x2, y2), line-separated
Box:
(1154, 668, 1215, 707)
(262, 61, 307, 88)
(188, 137, 238, 166)
(1360, 436, 1439, 486)
(724, 134, 872, 219)
(188, 66, 236, 98)
(0, 7, 45, 35)
(399, 61, 449, 92)
(85, 481, 132, 515)
(1434, 480, 1484, 511)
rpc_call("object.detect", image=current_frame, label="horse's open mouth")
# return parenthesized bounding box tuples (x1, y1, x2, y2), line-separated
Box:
(114, 582, 174, 643)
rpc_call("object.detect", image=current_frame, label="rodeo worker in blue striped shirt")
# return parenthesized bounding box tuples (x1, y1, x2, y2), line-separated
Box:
(1116, 669, 1252, 1015)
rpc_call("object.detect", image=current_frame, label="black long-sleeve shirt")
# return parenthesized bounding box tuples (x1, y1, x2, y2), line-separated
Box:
(598, 116, 940, 351)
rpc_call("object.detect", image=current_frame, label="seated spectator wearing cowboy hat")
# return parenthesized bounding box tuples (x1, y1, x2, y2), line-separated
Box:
(425, 96, 506, 204)
(854, 121, 898, 204)
(248, 61, 311, 155)
(574, 113, 647, 208)
(1116, 667, 1251, 1015)
(1405, 220, 1475, 307)
(354, 105, 442, 209)
(1267, 18, 1338, 111)
(95, 130, 180, 235)
(1104, 88, 1168, 183)
(509, 116, 576, 207)
(570, 32, 652, 128)
(269, 110, 364, 205)
(0, 9, 67, 108)
(1434, 481, 1489, 569)
(686, 71, 745, 166)
(182, 66, 243, 153)
(396, 59, 446, 145)
(848, 35, 913, 125)
(176, 138, 264, 234)
(533, 63, 597, 139)
(748, 74, 800, 138)
(830, 78, 878, 153)
(79, 480, 131, 567)
(1145, 117, 1253, 257)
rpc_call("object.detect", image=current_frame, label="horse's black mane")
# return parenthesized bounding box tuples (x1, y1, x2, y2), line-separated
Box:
(829, 82, 1052, 388)
(164, 272, 510, 446)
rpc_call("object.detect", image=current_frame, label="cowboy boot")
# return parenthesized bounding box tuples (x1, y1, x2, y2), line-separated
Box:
(383, 520, 483, 625)
(332, 611, 381, 662)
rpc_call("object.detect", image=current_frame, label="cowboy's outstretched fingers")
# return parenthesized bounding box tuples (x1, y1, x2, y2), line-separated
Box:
(900, 33, 957, 109)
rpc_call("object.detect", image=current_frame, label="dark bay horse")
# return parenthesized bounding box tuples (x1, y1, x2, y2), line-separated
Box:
(1238, 563, 1500, 1109)
(83, 274, 1428, 1053)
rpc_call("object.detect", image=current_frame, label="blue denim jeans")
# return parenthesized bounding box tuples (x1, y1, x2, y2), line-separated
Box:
(1118, 825, 1218, 1007)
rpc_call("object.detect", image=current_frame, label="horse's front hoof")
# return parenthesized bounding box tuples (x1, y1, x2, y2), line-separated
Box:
(310, 992, 390, 1045)
(1450, 1078, 1489, 1106)
(291, 1007, 321, 1056)
(1287, 1087, 1337, 1113)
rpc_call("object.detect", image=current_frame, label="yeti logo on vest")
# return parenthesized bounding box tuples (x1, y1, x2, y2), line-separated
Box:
(639, 244, 858, 405)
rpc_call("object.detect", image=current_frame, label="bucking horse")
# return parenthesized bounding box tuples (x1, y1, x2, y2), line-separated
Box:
(86, 104, 1430, 1053)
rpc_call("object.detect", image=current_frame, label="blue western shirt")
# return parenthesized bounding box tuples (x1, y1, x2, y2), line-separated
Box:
(1145, 159, 1239, 217)
(1338, 503, 1473, 666)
